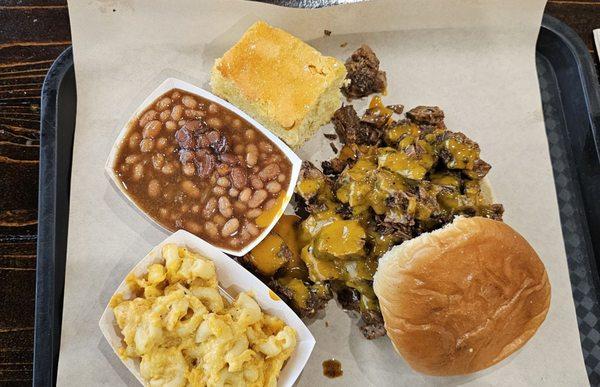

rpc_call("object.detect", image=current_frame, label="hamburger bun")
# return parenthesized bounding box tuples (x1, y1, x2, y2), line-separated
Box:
(373, 216, 551, 376)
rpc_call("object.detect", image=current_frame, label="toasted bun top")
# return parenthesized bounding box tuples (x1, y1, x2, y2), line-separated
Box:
(373, 216, 551, 376)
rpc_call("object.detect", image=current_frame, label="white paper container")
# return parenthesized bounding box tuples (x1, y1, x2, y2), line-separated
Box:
(99, 229, 315, 387)
(105, 78, 302, 256)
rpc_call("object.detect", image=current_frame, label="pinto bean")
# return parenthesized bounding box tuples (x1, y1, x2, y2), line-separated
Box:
(171, 105, 184, 121)
(157, 97, 172, 111)
(125, 154, 141, 164)
(138, 110, 157, 128)
(185, 220, 202, 234)
(143, 120, 162, 138)
(238, 187, 252, 202)
(208, 103, 219, 114)
(217, 177, 230, 187)
(258, 163, 280, 181)
(207, 117, 223, 129)
(230, 167, 247, 189)
(132, 163, 144, 181)
(220, 153, 239, 165)
(248, 189, 267, 208)
(159, 110, 171, 121)
(182, 163, 196, 176)
(203, 197, 217, 218)
(266, 181, 282, 194)
(245, 221, 260, 237)
(258, 141, 273, 153)
(221, 218, 239, 236)
(182, 95, 197, 109)
(151, 153, 164, 170)
(148, 179, 160, 197)
(156, 137, 167, 150)
(234, 144, 245, 155)
(264, 198, 277, 210)
(246, 148, 258, 166)
(139, 138, 154, 152)
(233, 201, 247, 213)
(129, 132, 142, 149)
(213, 214, 226, 227)
(181, 180, 201, 198)
(218, 196, 233, 218)
(165, 120, 177, 131)
(204, 221, 218, 238)
(216, 163, 230, 176)
(212, 186, 226, 195)
(161, 162, 176, 175)
(250, 175, 264, 189)
(246, 208, 262, 218)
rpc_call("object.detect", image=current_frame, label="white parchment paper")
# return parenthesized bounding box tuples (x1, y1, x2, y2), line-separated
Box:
(59, 0, 588, 385)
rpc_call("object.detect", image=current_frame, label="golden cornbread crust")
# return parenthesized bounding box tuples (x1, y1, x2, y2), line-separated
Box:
(211, 21, 346, 148)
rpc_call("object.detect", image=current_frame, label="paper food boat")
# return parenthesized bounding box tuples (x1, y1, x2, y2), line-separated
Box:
(99, 230, 315, 386)
(105, 78, 302, 256)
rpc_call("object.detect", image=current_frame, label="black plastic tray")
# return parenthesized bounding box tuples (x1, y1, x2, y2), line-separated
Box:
(33, 15, 600, 386)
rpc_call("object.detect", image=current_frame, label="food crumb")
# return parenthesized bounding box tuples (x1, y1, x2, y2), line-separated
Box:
(324, 29, 332, 36)
(340, 42, 348, 48)
(330, 142, 338, 154)
(324, 133, 338, 140)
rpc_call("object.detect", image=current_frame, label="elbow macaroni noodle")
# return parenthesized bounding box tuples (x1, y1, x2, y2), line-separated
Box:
(112, 244, 297, 386)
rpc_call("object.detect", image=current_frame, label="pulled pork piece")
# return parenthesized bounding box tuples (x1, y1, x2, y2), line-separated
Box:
(332, 105, 381, 145)
(342, 45, 387, 99)
(406, 106, 445, 126)
(270, 278, 332, 318)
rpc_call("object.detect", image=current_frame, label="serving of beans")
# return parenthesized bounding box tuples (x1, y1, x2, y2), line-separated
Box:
(114, 89, 292, 251)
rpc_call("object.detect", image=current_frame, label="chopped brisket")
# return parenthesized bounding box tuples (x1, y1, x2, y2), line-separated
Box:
(406, 106, 445, 126)
(332, 105, 381, 145)
(342, 45, 387, 99)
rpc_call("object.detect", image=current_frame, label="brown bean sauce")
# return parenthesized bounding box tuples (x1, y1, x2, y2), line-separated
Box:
(113, 88, 292, 251)
(322, 359, 343, 378)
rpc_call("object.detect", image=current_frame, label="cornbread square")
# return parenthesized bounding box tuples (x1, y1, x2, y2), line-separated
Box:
(211, 21, 347, 148)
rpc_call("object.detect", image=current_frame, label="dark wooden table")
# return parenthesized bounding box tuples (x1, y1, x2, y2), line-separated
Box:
(0, 0, 599, 383)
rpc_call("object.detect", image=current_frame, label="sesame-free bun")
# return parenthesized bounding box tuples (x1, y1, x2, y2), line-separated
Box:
(373, 216, 551, 376)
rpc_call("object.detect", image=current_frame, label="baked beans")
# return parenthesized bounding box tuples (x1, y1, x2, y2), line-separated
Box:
(113, 89, 292, 250)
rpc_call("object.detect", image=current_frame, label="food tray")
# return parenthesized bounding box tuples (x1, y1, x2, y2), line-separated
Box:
(536, 15, 600, 385)
(33, 15, 600, 386)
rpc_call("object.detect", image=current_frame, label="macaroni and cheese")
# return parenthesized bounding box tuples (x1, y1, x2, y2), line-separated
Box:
(111, 244, 297, 386)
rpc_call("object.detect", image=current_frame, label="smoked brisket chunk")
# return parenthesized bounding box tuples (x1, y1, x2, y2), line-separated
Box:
(342, 45, 387, 99)
(332, 105, 381, 145)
